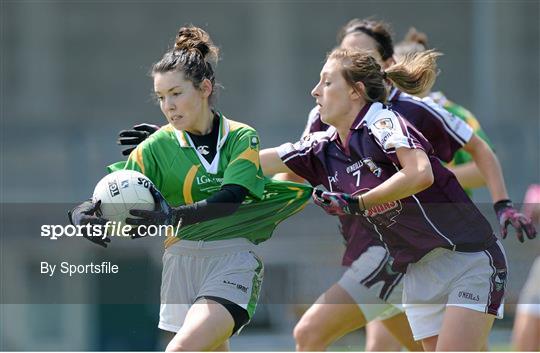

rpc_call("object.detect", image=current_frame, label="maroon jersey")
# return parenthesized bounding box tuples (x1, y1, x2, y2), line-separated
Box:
(279, 102, 495, 272)
(302, 106, 334, 137)
(302, 88, 473, 163)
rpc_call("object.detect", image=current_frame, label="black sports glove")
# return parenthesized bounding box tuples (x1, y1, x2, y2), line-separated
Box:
(126, 184, 182, 238)
(117, 123, 160, 156)
(68, 200, 111, 248)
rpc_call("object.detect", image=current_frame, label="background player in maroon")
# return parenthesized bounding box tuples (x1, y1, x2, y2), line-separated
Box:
(393, 27, 493, 194)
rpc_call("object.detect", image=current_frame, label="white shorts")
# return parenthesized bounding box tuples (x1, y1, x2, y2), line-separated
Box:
(403, 241, 507, 341)
(158, 238, 264, 333)
(517, 256, 540, 317)
(338, 246, 404, 321)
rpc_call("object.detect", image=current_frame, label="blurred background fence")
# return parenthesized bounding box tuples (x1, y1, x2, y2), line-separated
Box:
(1, 0, 539, 350)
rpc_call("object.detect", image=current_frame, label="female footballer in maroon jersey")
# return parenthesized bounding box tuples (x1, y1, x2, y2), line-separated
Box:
(274, 18, 535, 352)
(259, 48, 535, 351)
(304, 18, 517, 207)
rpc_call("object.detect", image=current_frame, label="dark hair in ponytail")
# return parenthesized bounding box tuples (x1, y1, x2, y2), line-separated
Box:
(337, 18, 394, 61)
(152, 25, 220, 102)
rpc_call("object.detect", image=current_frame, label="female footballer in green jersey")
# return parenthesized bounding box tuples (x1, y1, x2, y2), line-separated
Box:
(69, 26, 311, 351)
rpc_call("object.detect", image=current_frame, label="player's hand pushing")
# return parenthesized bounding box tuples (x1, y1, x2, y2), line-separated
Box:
(312, 189, 402, 228)
(68, 200, 111, 248)
(494, 199, 537, 243)
(312, 189, 363, 216)
(117, 123, 159, 156)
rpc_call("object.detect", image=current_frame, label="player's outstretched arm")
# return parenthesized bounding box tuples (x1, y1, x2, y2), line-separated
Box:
(463, 135, 508, 201)
(463, 135, 537, 241)
(259, 148, 294, 176)
(272, 172, 305, 183)
(447, 161, 486, 189)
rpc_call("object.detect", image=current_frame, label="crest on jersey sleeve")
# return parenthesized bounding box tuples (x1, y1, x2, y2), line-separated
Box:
(249, 136, 260, 150)
(373, 118, 394, 130)
(369, 112, 409, 151)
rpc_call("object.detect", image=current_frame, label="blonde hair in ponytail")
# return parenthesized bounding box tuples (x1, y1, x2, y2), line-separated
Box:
(384, 49, 442, 96)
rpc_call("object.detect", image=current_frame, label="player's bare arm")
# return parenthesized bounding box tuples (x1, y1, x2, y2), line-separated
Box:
(463, 134, 508, 202)
(259, 148, 294, 176)
(447, 161, 486, 190)
(361, 147, 434, 210)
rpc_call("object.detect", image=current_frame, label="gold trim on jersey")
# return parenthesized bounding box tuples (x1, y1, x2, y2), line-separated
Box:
(227, 119, 252, 132)
(274, 186, 311, 225)
(162, 124, 175, 133)
(164, 164, 200, 249)
(128, 147, 146, 174)
(274, 186, 308, 214)
(164, 232, 180, 248)
(183, 165, 199, 204)
(465, 116, 480, 131)
(230, 147, 260, 169)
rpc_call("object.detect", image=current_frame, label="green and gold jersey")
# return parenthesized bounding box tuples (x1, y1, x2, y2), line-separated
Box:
(430, 91, 494, 196)
(108, 112, 312, 246)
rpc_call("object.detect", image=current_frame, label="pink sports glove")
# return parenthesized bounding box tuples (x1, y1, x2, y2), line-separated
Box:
(494, 199, 537, 243)
(312, 189, 362, 216)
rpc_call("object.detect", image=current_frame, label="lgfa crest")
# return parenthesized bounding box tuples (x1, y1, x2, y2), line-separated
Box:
(250, 136, 260, 149)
